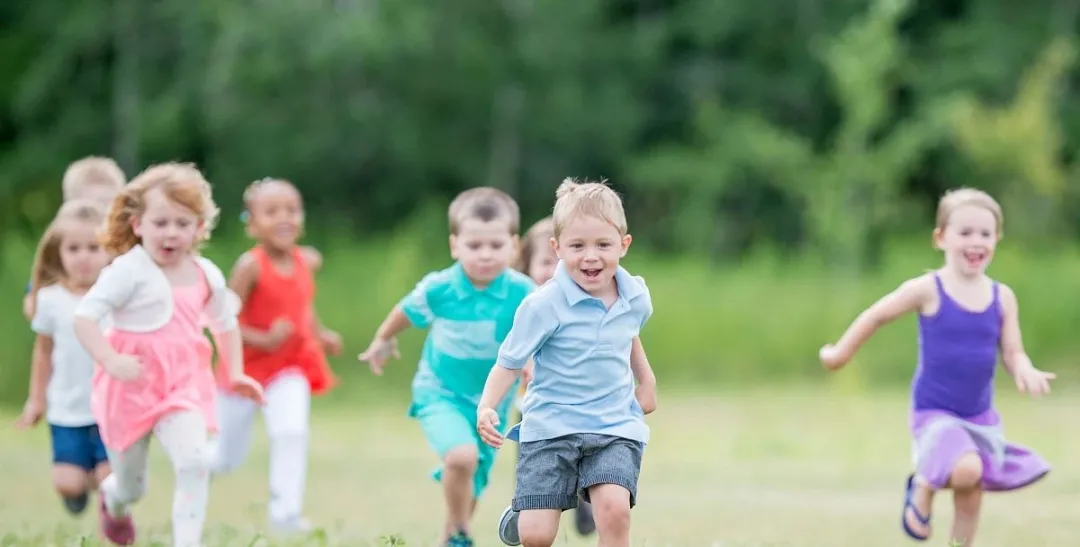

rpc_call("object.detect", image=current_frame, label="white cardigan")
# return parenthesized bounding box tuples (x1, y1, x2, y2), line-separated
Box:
(74, 245, 240, 333)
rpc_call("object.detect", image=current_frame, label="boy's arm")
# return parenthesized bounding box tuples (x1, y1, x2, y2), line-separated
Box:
(821, 275, 932, 370)
(631, 336, 657, 414)
(478, 297, 556, 412)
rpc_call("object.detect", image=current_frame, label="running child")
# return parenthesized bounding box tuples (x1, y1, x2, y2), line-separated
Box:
(819, 188, 1053, 547)
(511, 216, 597, 537)
(359, 187, 536, 547)
(210, 177, 342, 535)
(73, 162, 264, 546)
(24, 156, 126, 320)
(478, 179, 658, 547)
(15, 200, 112, 517)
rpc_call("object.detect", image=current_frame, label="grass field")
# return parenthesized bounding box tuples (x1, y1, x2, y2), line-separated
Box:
(1, 386, 1076, 546)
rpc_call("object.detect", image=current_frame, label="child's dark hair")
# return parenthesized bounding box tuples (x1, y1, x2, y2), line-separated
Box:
(447, 187, 520, 235)
(240, 177, 300, 223)
(515, 217, 554, 274)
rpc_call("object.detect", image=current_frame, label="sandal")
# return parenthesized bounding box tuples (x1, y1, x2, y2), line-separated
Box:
(901, 474, 931, 541)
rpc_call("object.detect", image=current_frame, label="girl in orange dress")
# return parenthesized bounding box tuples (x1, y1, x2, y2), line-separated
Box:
(210, 178, 342, 536)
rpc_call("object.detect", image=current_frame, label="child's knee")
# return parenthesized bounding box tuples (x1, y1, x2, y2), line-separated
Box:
(52, 465, 89, 498)
(173, 444, 212, 479)
(443, 445, 479, 474)
(519, 510, 560, 547)
(587, 484, 632, 532)
(950, 453, 983, 490)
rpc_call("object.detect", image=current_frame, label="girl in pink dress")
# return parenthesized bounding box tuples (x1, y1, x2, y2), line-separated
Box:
(73, 162, 264, 547)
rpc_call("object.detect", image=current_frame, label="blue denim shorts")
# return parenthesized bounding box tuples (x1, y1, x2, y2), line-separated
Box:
(512, 433, 645, 511)
(50, 424, 109, 471)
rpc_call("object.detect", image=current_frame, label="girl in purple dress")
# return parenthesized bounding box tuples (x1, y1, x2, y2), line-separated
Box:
(818, 188, 1054, 546)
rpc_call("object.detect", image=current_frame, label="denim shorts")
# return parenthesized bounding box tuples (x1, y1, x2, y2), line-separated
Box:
(50, 424, 109, 471)
(512, 433, 645, 511)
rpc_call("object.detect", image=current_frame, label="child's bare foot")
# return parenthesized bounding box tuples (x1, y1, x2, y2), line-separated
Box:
(901, 474, 933, 541)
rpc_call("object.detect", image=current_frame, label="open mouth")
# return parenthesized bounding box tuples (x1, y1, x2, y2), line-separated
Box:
(581, 268, 603, 280)
(963, 249, 987, 268)
(161, 245, 178, 256)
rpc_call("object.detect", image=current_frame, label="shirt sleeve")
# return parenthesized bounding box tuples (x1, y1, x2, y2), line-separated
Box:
(636, 276, 653, 330)
(200, 259, 240, 333)
(30, 290, 54, 335)
(497, 295, 558, 370)
(398, 272, 442, 329)
(74, 260, 136, 321)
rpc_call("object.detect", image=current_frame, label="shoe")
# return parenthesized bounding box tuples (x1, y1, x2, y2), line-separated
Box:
(574, 500, 597, 536)
(497, 505, 521, 546)
(446, 530, 474, 547)
(63, 491, 89, 515)
(98, 489, 135, 545)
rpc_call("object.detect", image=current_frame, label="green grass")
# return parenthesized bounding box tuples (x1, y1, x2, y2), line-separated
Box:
(1, 388, 1076, 546)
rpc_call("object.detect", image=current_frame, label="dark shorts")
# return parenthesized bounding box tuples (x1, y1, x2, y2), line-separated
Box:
(50, 424, 109, 471)
(512, 433, 645, 511)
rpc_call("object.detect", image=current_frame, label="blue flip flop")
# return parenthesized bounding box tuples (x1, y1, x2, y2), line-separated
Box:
(901, 474, 931, 541)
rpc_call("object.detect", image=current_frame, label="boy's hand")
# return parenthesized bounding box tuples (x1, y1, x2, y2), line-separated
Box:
(635, 382, 657, 414)
(319, 328, 343, 356)
(1015, 365, 1055, 396)
(358, 337, 400, 375)
(14, 398, 45, 429)
(476, 407, 503, 448)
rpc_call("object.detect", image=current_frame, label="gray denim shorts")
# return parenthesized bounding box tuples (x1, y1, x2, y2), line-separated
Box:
(512, 433, 645, 511)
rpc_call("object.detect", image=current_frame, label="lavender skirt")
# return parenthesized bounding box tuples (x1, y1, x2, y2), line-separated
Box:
(910, 408, 1050, 491)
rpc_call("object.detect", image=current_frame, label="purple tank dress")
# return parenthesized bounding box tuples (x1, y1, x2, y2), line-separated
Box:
(909, 274, 1050, 491)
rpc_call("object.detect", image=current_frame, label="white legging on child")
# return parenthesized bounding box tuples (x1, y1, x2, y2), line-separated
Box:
(102, 410, 211, 547)
(210, 372, 311, 525)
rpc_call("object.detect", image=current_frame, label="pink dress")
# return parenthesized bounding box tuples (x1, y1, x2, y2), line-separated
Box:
(91, 273, 218, 452)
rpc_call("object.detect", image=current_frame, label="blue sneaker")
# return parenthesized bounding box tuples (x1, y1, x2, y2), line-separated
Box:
(446, 530, 474, 547)
(498, 505, 521, 546)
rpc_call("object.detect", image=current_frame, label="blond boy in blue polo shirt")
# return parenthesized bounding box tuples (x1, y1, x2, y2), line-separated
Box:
(360, 187, 535, 547)
(477, 179, 658, 547)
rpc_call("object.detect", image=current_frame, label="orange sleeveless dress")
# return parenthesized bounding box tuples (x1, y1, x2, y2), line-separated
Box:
(217, 246, 335, 395)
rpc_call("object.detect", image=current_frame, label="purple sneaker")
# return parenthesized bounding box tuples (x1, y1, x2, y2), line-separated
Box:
(98, 490, 136, 545)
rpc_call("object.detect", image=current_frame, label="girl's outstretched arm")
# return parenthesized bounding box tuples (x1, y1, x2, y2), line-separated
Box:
(16, 334, 53, 428)
(999, 283, 1055, 395)
(821, 275, 933, 370)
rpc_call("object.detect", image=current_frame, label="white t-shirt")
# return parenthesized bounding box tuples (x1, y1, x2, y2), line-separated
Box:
(31, 285, 107, 427)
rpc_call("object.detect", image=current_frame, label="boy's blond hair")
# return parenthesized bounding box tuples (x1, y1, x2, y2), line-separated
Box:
(61, 156, 126, 201)
(551, 178, 627, 238)
(935, 188, 1003, 233)
(447, 187, 520, 235)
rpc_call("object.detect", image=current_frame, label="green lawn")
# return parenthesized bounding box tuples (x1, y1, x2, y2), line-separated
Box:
(0, 387, 1075, 546)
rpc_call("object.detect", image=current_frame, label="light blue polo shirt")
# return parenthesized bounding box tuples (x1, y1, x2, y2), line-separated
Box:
(401, 262, 536, 405)
(497, 261, 653, 443)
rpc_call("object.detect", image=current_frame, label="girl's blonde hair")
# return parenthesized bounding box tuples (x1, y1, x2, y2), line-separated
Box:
(551, 178, 627, 238)
(935, 188, 1004, 233)
(29, 199, 107, 296)
(101, 162, 220, 255)
(515, 217, 554, 273)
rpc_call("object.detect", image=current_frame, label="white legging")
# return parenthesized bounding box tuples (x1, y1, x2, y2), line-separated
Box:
(210, 372, 311, 524)
(102, 410, 211, 547)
